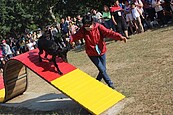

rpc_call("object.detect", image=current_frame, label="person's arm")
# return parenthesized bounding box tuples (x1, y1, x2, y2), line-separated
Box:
(171, 1, 173, 5)
(135, 0, 144, 8)
(98, 24, 127, 43)
(111, 15, 117, 26)
(136, 7, 145, 19)
(70, 27, 85, 43)
(170, 0, 173, 5)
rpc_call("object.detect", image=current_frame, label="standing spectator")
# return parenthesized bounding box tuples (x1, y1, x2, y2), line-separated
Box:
(102, 5, 114, 30)
(32, 31, 37, 41)
(37, 28, 43, 38)
(50, 26, 59, 40)
(131, 2, 145, 33)
(68, 21, 80, 48)
(91, 9, 103, 24)
(144, 0, 156, 28)
(10, 37, 18, 56)
(133, 0, 146, 27)
(60, 18, 69, 37)
(124, 0, 135, 34)
(1, 40, 13, 61)
(72, 17, 77, 25)
(19, 36, 27, 54)
(76, 15, 85, 45)
(26, 39, 36, 51)
(66, 16, 72, 25)
(110, 0, 130, 38)
(133, 0, 144, 16)
(69, 14, 127, 89)
(152, 0, 167, 27)
(60, 18, 69, 47)
(76, 15, 83, 28)
(68, 22, 78, 35)
(162, 0, 173, 23)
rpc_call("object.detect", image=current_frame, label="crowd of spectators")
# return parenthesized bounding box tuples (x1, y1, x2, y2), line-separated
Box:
(0, 0, 173, 72)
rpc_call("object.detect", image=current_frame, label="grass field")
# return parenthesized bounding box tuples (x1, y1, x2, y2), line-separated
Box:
(68, 26, 173, 114)
(0, 25, 173, 114)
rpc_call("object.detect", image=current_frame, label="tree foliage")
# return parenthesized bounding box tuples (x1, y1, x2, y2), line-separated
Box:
(0, 0, 113, 37)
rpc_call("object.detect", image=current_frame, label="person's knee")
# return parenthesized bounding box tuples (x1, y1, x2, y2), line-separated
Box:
(99, 67, 106, 74)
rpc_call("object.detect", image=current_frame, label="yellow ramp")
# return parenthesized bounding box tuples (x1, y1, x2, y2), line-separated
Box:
(51, 69, 125, 115)
(0, 89, 5, 102)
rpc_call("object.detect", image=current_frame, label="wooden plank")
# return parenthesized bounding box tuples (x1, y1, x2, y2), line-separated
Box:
(5, 67, 26, 81)
(5, 77, 27, 100)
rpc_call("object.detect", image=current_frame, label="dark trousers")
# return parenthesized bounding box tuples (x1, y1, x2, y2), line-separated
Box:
(88, 54, 113, 86)
(115, 18, 128, 36)
(157, 10, 166, 26)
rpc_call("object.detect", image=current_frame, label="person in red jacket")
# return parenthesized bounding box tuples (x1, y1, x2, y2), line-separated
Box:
(70, 14, 127, 89)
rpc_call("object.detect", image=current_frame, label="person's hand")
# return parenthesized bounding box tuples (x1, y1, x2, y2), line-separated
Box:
(114, 22, 117, 26)
(66, 37, 70, 42)
(120, 36, 127, 43)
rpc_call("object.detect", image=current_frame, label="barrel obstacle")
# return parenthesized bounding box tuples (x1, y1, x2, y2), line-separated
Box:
(0, 49, 125, 115)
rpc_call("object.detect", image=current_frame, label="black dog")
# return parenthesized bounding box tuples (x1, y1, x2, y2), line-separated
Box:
(38, 30, 69, 75)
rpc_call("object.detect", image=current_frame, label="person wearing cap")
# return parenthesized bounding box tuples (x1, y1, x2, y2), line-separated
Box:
(110, 0, 130, 38)
(1, 40, 13, 61)
(69, 14, 127, 89)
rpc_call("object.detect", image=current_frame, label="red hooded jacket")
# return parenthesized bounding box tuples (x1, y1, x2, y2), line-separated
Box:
(70, 23, 122, 56)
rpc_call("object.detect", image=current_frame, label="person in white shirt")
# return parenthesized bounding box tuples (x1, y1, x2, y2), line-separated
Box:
(133, 0, 144, 14)
(91, 9, 103, 24)
(26, 39, 36, 51)
(131, 3, 144, 33)
(152, 0, 167, 27)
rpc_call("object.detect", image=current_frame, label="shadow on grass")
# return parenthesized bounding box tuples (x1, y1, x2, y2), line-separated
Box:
(0, 93, 90, 115)
(150, 23, 173, 32)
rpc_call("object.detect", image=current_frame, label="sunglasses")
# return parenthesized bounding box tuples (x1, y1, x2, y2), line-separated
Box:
(84, 23, 92, 27)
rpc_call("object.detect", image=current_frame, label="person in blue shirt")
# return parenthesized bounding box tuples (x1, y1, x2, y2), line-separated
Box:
(60, 18, 69, 37)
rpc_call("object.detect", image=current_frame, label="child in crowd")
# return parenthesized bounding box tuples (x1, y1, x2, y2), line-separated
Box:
(124, 0, 134, 34)
(131, 2, 144, 33)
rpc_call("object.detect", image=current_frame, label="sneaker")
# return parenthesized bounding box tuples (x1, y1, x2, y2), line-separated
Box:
(164, 24, 167, 27)
(109, 84, 115, 89)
